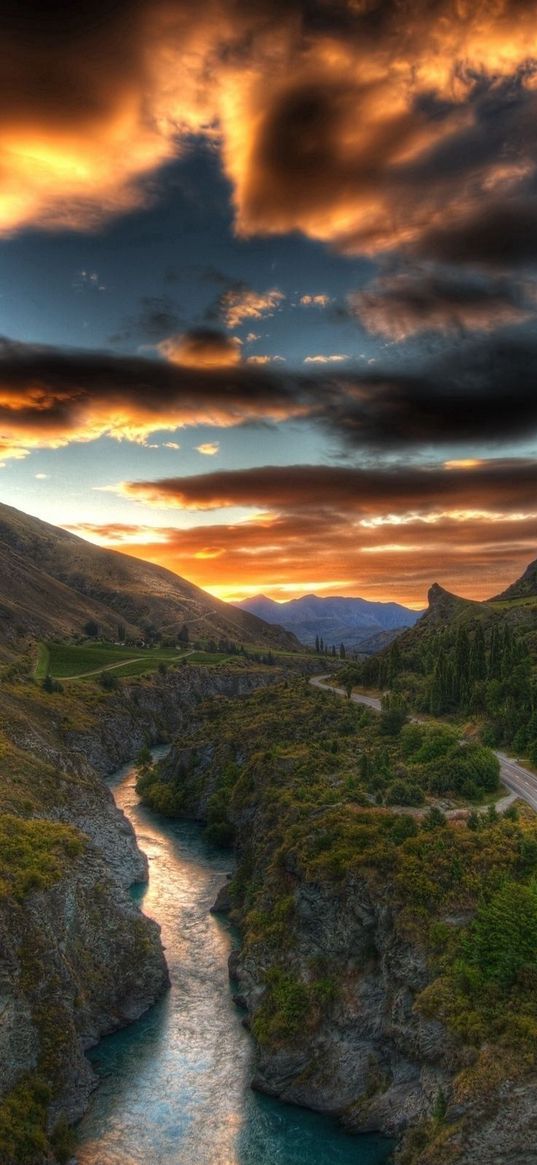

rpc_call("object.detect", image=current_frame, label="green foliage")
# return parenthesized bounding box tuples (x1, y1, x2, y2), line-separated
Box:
(0, 1076, 50, 1165)
(0, 816, 84, 901)
(386, 780, 425, 806)
(464, 880, 537, 988)
(359, 603, 537, 752)
(380, 693, 408, 737)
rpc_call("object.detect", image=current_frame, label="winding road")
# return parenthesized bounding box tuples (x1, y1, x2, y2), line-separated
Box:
(310, 675, 537, 814)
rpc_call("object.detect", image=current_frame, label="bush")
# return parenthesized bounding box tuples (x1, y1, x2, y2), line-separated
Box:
(386, 780, 425, 807)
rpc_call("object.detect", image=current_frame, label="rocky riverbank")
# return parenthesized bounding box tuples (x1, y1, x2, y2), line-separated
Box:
(0, 663, 283, 1163)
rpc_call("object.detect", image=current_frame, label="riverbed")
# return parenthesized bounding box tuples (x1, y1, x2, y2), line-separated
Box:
(75, 750, 391, 1165)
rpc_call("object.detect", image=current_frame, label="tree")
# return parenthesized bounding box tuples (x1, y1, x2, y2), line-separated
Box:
(469, 624, 487, 684)
(339, 643, 346, 659)
(468, 880, 537, 988)
(380, 693, 408, 737)
(84, 619, 99, 638)
(178, 624, 190, 647)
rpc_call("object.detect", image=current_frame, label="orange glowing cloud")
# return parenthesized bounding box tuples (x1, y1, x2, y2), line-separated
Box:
(70, 487, 537, 607)
(3, 0, 537, 269)
(159, 329, 241, 368)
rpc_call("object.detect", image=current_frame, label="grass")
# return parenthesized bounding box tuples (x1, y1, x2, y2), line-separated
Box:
(33, 640, 296, 681)
(37, 641, 190, 680)
(33, 643, 49, 680)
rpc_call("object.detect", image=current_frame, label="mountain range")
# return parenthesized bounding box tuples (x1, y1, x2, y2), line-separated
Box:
(234, 592, 422, 652)
(0, 502, 299, 660)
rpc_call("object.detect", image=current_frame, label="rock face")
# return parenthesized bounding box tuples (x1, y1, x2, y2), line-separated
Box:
(0, 852, 168, 1127)
(233, 875, 454, 1138)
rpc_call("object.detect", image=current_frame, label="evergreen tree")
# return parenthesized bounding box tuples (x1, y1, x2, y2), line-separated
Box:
(470, 624, 487, 683)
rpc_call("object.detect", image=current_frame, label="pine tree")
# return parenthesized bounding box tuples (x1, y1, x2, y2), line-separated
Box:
(470, 624, 487, 683)
(489, 624, 501, 679)
(315, 634, 320, 653)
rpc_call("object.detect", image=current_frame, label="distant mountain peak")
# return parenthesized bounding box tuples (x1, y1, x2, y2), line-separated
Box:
(428, 582, 460, 606)
(234, 590, 421, 651)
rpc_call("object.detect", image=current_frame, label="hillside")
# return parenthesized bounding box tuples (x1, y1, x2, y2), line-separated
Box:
(234, 592, 421, 651)
(0, 503, 299, 657)
(352, 557, 537, 754)
(137, 681, 537, 1165)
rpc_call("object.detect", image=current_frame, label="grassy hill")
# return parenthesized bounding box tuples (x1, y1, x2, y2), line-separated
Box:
(0, 502, 299, 661)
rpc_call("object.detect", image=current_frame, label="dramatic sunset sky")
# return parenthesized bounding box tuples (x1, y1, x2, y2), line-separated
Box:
(2, 0, 537, 605)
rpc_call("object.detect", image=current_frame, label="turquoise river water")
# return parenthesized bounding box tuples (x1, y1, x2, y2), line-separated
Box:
(75, 749, 392, 1165)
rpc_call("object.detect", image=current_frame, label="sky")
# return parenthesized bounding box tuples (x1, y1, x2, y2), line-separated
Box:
(2, 0, 537, 607)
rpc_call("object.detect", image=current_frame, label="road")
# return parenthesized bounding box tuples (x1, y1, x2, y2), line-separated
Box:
(310, 675, 537, 814)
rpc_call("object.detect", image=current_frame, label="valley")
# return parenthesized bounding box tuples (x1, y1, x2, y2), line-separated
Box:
(3, 505, 537, 1164)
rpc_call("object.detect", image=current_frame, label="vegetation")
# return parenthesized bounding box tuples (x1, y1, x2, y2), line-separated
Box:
(135, 679, 537, 1163)
(341, 594, 537, 758)
(0, 816, 84, 901)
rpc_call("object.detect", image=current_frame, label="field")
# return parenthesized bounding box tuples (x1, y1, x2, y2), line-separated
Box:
(33, 641, 310, 682)
(35, 642, 190, 681)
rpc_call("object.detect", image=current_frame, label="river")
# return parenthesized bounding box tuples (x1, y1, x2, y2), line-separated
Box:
(75, 749, 392, 1165)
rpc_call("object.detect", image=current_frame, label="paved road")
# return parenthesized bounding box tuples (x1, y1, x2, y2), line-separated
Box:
(310, 675, 537, 814)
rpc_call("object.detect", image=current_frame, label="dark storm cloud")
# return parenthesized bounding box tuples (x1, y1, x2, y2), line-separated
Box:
(0, 337, 305, 452)
(349, 270, 535, 340)
(115, 459, 537, 517)
(4, 330, 537, 454)
(319, 335, 537, 450)
(417, 197, 537, 269)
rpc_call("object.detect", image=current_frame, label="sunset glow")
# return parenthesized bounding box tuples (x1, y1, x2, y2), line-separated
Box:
(2, 1, 537, 605)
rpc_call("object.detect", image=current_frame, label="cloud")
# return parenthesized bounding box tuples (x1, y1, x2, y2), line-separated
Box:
(107, 459, 537, 518)
(196, 442, 220, 455)
(4, 0, 537, 277)
(6, 330, 537, 459)
(318, 334, 537, 450)
(349, 270, 534, 341)
(70, 458, 537, 604)
(304, 354, 349, 363)
(217, 286, 285, 329)
(0, 336, 306, 451)
(158, 328, 241, 367)
(246, 354, 286, 364)
(299, 294, 330, 307)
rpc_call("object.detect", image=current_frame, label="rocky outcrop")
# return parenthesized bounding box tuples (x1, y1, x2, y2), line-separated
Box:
(0, 850, 168, 1128)
(233, 875, 455, 1138)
